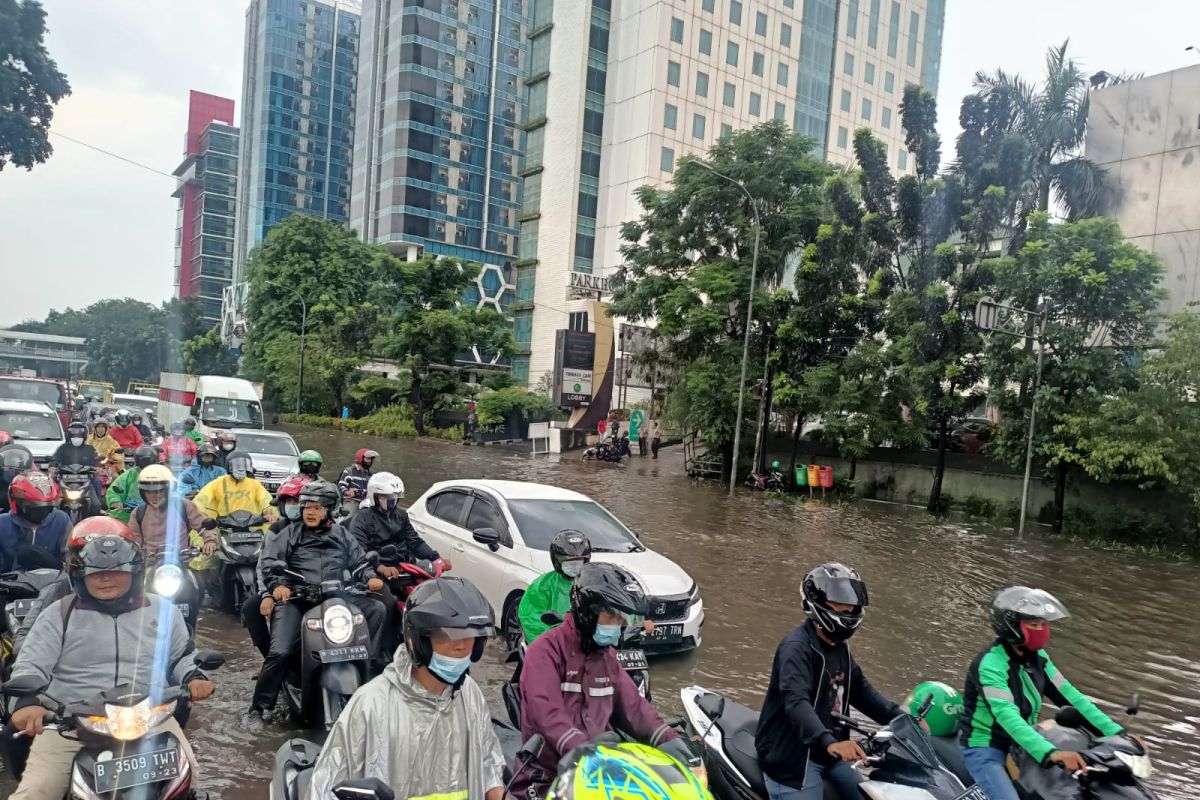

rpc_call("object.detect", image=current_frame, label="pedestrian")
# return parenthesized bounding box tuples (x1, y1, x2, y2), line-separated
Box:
(341, 405, 350, 420)
(465, 406, 478, 442)
(638, 426, 648, 457)
(597, 416, 607, 441)
(651, 420, 661, 459)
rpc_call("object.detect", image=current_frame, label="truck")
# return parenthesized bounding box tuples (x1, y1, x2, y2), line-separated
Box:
(158, 373, 266, 441)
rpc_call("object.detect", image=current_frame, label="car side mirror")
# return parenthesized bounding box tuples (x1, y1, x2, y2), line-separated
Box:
(540, 611, 564, 626)
(333, 779, 395, 800)
(472, 527, 501, 551)
(192, 649, 225, 671)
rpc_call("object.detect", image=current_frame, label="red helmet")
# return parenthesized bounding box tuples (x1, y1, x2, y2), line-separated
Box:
(276, 474, 312, 501)
(0, 431, 13, 447)
(68, 516, 136, 552)
(355, 448, 379, 467)
(9, 471, 62, 520)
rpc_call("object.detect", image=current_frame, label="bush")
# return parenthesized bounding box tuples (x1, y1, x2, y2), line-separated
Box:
(476, 387, 566, 425)
(1062, 504, 1181, 550)
(959, 494, 998, 518)
(280, 407, 461, 442)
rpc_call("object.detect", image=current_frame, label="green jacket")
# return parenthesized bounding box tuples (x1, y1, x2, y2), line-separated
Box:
(959, 641, 1121, 764)
(105, 467, 142, 523)
(185, 431, 204, 445)
(518, 571, 572, 644)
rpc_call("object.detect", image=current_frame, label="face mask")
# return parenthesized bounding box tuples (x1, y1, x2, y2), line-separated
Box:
(592, 623, 622, 647)
(561, 560, 584, 578)
(70, 437, 84, 447)
(383, 498, 398, 512)
(427, 652, 472, 685)
(23, 506, 53, 525)
(231, 469, 248, 480)
(1020, 621, 1050, 651)
(284, 504, 302, 520)
(222, 443, 235, 451)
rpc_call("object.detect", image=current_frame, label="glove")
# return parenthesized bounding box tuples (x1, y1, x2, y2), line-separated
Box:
(124, 499, 144, 509)
(201, 518, 217, 530)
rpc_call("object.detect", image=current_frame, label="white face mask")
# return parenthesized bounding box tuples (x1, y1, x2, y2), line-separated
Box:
(70, 437, 84, 447)
(561, 560, 585, 578)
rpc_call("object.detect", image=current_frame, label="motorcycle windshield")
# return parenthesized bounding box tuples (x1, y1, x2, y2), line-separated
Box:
(887, 714, 943, 771)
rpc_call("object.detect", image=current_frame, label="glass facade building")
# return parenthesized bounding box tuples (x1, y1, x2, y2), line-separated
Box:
(234, 0, 361, 280)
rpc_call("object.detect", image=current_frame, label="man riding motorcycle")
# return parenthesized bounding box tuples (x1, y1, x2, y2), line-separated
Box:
(348, 472, 447, 570)
(755, 563, 907, 800)
(105, 445, 160, 523)
(0, 443, 35, 514)
(192, 450, 276, 523)
(51, 421, 100, 471)
(958, 586, 1128, 800)
(131, 413, 154, 441)
(162, 421, 199, 472)
(179, 443, 226, 496)
(519, 529, 591, 644)
(305, 576, 507, 800)
(6, 535, 214, 799)
(183, 417, 203, 445)
(109, 409, 144, 451)
(511, 562, 689, 799)
(246, 480, 385, 727)
(297, 449, 323, 478)
(337, 448, 378, 501)
(0, 472, 71, 574)
(213, 431, 238, 470)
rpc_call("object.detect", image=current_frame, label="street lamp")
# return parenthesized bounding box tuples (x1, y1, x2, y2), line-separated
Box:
(265, 280, 308, 415)
(693, 160, 762, 495)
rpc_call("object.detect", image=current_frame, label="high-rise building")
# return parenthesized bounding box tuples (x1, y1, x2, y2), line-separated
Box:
(234, 0, 361, 282)
(1086, 64, 1200, 316)
(172, 91, 239, 325)
(515, 0, 946, 387)
(349, 0, 526, 363)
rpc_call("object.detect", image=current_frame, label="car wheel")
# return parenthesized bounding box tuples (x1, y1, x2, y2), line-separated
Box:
(502, 593, 524, 653)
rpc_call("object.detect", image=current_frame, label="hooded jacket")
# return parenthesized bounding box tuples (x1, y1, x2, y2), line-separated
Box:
(511, 612, 680, 798)
(518, 570, 572, 644)
(0, 510, 72, 572)
(305, 645, 506, 800)
(110, 423, 144, 450)
(347, 506, 439, 563)
(260, 519, 375, 591)
(86, 431, 121, 461)
(192, 474, 274, 520)
(51, 441, 100, 468)
(178, 462, 227, 494)
(129, 496, 215, 556)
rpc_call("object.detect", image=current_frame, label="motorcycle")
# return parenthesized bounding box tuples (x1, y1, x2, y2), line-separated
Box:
(146, 546, 204, 637)
(56, 463, 103, 523)
(744, 468, 786, 492)
(0, 649, 225, 799)
(214, 510, 269, 614)
(0, 568, 63, 670)
(680, 686, 986, 800)
(376, 545, 445, 614)
(582, 435, 632, 463)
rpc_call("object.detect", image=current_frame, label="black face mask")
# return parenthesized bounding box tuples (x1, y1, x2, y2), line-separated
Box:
(23, 506, 54, 525)
(300, 463, 321, 476)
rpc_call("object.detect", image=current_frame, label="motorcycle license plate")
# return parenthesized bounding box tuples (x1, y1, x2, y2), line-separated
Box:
(617, 648, 649, 670)
(224, 531, 262, 544)
(647, 624, 684, 642)
(954, 786, 989, 800)
(318, 645, 369, 663)
(94, 746, 181, 793)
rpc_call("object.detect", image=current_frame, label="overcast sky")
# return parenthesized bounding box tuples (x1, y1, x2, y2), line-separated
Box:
(1, 0, 1198, 327)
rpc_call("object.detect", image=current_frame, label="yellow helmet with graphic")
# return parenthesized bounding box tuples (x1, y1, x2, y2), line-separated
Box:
(547, 742, 712, 800)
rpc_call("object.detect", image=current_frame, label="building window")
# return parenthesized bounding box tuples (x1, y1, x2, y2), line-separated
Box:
(837, 126, 848, 148)
(868, 0, 880, 48)
(721, 122, 733, 137)
(783, 0, 793, 6)
(881, 106, 891, 128)
(846, 0, 859, 37)
(696, 71, 709, 96)
(898, 149, 908, 170)
(699, 28, 712, 55)
(887, 1, 900, 58)
(664, 103, 678, 129)
(840, 89, 851, 112)
(702, 0, 714, 11)
(729, 0, 741, 25)
(667, 60, 681, 87)
(661, 146, 675, 172)
(723, 81, 736, 107)
(692, 113, 706, 139)
(726, 41, 739, 66)
(777, 62, 789, 87)
(569, 311, 589, 332)
(780, 23, 792, 47)
(752, 51, 764, 76)
(865, 62, 875, 85)
(862, 97, 872, 120)
(755, 11, 767, 36)
(907, 10, 920, 66)
(670, 17, 684, 43)
(774, 101, 786, 121)
(749, 92, 761, 117)
(885, 71, 895, 92)
(844, 52, 854, 75)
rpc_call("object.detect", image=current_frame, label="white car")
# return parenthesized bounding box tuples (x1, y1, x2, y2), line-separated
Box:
(233, 428, 300, 492)
(0, 399, 65, 470)
(407, 480, 703, 652)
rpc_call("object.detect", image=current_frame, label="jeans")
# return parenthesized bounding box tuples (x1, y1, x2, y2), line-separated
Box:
(961, 746, 1020, 800)
(765, 759, 863, 800)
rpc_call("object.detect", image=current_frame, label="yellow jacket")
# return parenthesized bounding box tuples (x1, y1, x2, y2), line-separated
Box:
(86, 433, 121, 461)
(193, 474, 276, 521)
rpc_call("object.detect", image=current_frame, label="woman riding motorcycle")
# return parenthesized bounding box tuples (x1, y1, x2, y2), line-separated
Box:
(519, 529, 592, 644)
(84, 419, 120, 467)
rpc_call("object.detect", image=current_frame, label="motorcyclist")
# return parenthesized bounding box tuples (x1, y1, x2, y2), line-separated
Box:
(105, 445, 160, 523)
(213, 431, 238, 470)
(85, 418, 120, 465)
(518, 529, 591, 644)
(958, 587, 1127, 800)
(6, 535, 214, 799)
(179, 443, 226, 496)
(183, 417, 204, 445)
(337, 447, 378, 501)
(0, 472, 71, 574)
(162, 420, 199, 472)
(131, 412, 154, 440)
(246, 479, 385, 727)
(297, 449, 323, 478)
(240, 474, 312, 658)
(756, 563, 907, 800)
(348, 472, 446, 568)
(511, 562, 689, 798)
(51, 421, 100, 470)
(305, 576, 507, 800)
(548, 742, 711, 800)
(109, 408, 144, 450)
(192, 450, 276, 523)
(0, 443, 35, 514)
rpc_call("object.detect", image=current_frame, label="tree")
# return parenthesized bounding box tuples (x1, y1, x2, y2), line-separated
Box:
(984, 214, 1163, 531)
(0, 0, 70, 171)
(81, 299, 170, 389)
(181, 329, 238, 377)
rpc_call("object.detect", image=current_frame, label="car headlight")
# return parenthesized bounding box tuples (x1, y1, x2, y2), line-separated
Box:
(1115, 750, 1153, 779)
(79, 699, 176, 741)
(323, 604, 354, 645)
(687, 581, 700, 606)
(153, 565, 184, 598)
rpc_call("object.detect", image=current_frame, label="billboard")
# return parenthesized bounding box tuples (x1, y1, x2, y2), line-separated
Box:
(553, 329, 596, 407)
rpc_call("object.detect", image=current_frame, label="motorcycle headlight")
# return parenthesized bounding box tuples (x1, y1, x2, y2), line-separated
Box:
(1115, 749, 1153, 779)
(153, 564, 184, 598)
(322, 604, 354, 645)
(80, 699, 176, 741)
(65, 490, 82, 501)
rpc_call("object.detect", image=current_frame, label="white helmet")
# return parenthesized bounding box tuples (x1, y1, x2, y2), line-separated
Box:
(364, 471, 405, 509)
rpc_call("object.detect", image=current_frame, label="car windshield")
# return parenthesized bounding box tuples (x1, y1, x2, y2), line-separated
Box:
(201, 397, 262, 428)
(0, 410, 63, 441)
(0, 380, 64, 411)
(235, 432, 298, 456)
(116, 397, 157, 416)
(506, 499, 644, 553)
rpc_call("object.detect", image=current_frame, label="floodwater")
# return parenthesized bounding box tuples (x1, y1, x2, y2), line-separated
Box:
(3, 423, 1198, 798)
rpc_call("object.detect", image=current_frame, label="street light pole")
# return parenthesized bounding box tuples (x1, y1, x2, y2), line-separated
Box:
(265, 280, 307, 415)
(1017, 309, 1048, 537)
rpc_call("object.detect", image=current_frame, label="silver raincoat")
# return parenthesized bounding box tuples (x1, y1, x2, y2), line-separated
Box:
(305, 646, 506, 800)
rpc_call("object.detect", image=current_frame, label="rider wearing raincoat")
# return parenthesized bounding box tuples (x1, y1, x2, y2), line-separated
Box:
(518, 529, 591, 644)
(191, 450, 275, 573)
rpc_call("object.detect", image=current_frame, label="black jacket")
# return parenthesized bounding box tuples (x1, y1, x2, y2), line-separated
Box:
(347, 506, 438, 563)
(259, 519, 376, 592)
(51, 442, 99, 468)
(755, 620, 902, 789)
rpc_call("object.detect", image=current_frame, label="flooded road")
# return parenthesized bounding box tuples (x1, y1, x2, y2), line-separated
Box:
(4, 423, 1198, 798)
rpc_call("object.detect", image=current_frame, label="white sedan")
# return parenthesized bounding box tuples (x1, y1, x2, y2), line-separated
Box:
(407, 479, 703, 652)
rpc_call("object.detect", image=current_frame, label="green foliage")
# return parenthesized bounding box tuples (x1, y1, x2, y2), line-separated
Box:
(475, 387, 565, 425)
(281, 406, 461, 442)
(347, 375, 409, 415)
(1061, 504, 1181, 552)
(0, 0, 70, 171)
(181, 329, 238, 377)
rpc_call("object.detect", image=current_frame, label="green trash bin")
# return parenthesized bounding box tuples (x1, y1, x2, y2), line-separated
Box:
(794, 466, 808, 486)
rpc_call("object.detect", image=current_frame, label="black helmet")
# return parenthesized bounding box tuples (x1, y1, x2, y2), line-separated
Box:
(225, 450, 254, 477)
(990, 586, 1069, 644)
(169, 420, 184, 436)
(297, 479, 339, 521)
(550, 529, 592, 576)
(198, 443, 218, 461)
(403, 576, 494, 673)
(68, 535, 145, 613)
(67, 421, 88, 438)
(801, 563, 869, 642)
(132, 413, 144, 423)
(569, 562, 648, 645)
(184, 417, 196, 430)
(133, 446, 159, 469)
(0, 444, 33, 474)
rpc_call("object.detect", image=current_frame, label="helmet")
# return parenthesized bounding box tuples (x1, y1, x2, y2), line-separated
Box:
(364, 471, 404, 508)
(0, 444, 34, 474)
(548, 742, 709, 800)
(133, 446, 159, 469)
(990, 586, 1068, 644)
(92, 420, 109, 435)
(569, 562, 648, 644)
(67, 421, 88, 439)
(217, 431, 237, 450)
(184, 417, 196, 431)
(276, 474, 312, 501)
(403, 576, 494, 669)
(67, 535, 145, 613)
(906, 681, 964, 737)
(550, 529, 592, 576)
(225, 450, 253, 478)
(355, 448, 379, 467)
(138, 464, 175, 506)
(68, 516, 137, 553)
(114, 409, 131, 426)
(298, 450, 323, 476)
(297, 479, 339, 520)
(801, 563, 869, 642)
(132, 413, 144, 423)
(771, 460, 781, 470)
(0, 431, 11, 447)
(169, 421, 185, 436)
(9, 471, 61, 522)
(197, 443, 218, 462)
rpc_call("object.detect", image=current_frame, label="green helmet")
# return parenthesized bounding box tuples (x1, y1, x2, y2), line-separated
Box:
(906, 681, 964, 736)
(770, 460, 781, 470)
(298, 450, 323, 464)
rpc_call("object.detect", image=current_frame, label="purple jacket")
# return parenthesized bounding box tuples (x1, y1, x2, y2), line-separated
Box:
(511, 612, 680, 798)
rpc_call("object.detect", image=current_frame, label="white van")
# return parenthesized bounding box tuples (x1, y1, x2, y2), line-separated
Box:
(158, 373, 265, 441)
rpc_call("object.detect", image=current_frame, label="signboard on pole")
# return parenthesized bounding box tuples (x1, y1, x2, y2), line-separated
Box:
(552, 329, 596, 407)
(629, 409, 645, 442)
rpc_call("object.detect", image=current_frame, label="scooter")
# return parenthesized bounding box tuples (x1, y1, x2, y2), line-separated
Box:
(744, 468, 786, 492)
(56, 464, 102, 523)
(582, 435, 632, 463)
(214, 510, 268, 614)
(146, 546, 203, 637)
(1, 649, 225, 799)
(0, 568, 63, 670)
(268, 561, 375, 730)
(376, 546, 445, 613)
(680, 686, 986, 800)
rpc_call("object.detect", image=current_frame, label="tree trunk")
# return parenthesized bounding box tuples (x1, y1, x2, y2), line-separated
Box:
(789, 413, 803, 487)
(410, 368, 426, 436)
(849, 458, 857, 481)
(1053, 460, 1068, 534)
(927, 419, 948, 512)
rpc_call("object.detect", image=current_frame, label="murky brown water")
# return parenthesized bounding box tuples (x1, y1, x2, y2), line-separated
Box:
(4, 423, 1198, 798)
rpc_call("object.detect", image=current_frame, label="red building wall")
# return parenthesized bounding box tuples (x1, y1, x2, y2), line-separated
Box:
(177, 91, 235, 299)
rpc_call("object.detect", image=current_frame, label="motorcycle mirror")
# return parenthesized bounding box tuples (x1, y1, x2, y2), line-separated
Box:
(192, 649, 225, 671)
(332, 779, 395, 800)
(1054, 706, 1088, 730)
(365, 550, 380, 566)
(540, 611, 564, 626)
(1127, 694, 1140, 716)
(380, 544, 399, 560)
(518, 733, 545, 760)
(917, 693, 935, 719)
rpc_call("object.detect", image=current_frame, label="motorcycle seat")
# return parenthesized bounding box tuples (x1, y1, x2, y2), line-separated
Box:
(697, 693, 767, 796)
